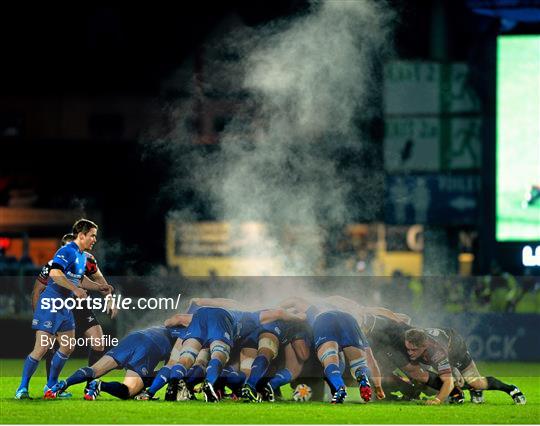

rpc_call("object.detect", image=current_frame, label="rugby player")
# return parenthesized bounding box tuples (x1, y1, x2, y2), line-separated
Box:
(32, 232, 115, 391)
(404, 328, 526, 405)
(262, 325, 311, 402)
(15, 219, 106, 399)
(240, 321, 310, 403)
(139, 298, 306, 402)
(138, 306, 233, 402)
(45, 325, 182, 400)
(280, 296, 385, 404)
(184, 297, 309, 403)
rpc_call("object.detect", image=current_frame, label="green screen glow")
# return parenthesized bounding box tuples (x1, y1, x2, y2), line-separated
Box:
(496, 35, 540, 242)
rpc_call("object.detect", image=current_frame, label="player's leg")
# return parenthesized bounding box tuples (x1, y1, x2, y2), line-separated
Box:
(88, 369, 144, 400)
(149, 339, 184, 401)
(148, 338, 202, 398)
(242, 333, 279, 402)
(202, 339, 231, 402)
(267, 341, 306, 402)
(461, 360, 526, 404)
(246, 333, 279, 389)
(317, 341, 347, 403)
(45, 354, 119, 398)
(216, 365, 246, 399)
(240, 347, 256, 377)
(15, 331, 54, 399)
(184, 348, 210, 397)
(206, 340, 231, 385)
(343, 346, 372, 402)
(84, 324, 106, 367)
(45, 329, 76, 389)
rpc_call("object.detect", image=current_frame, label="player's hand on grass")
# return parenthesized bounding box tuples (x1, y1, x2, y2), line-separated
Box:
(425, 397, 442, 405)
(74, 287, 87, 299)
(375, 386, 385, 400)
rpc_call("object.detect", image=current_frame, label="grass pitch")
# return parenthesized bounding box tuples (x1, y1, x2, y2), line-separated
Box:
(1, 359, 539, 424)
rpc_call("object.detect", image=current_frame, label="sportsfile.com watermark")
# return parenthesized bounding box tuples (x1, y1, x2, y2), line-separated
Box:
(40, 293, 182, 313)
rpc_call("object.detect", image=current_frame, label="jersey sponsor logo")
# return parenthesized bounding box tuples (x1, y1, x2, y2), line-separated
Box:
(43, 321, 53, 329)
(87, 316, 95, 323)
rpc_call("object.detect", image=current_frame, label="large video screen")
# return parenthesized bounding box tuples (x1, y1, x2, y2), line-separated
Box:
(496, 35, 540, 242)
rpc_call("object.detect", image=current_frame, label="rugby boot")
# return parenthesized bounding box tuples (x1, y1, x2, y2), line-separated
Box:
(15, 387, 32, 400)
(43, 380, 67, 399)
(449, 387, 465, 404)
(241, 383, 261, 403)
(358, 374, 372, 402)
(84, 380, 101, 400)
(261, 382, 275, 402)
(470, 390, 484, 404)
(177, 380, 193, 401)
(331, 386, 347, 404)
(134, 390, 158, 401)
(44, 384, 72, 399)
(509, 386, 526, 405)
(165, 379, 179, 401)
(202, 380, 220, 402)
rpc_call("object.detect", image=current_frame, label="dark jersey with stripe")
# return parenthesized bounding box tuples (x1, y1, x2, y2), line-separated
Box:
(38, 252, 98, 285)
(413, 328, 453, 376)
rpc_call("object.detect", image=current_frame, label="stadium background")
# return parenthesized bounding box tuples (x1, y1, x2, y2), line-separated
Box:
(0, 1, 539, 421)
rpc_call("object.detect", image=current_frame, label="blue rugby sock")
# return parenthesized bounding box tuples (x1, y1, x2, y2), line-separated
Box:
(66, 367, 95, 387)
(148, 366, 171, 396)
(19, 355, 39, 390)
(170, 364, 187, 381)
(100, 381, 131, 399)
(185, 365, 205, 387)
(47, 351, 69, 388)
(218, 366, 246, 389)
(205, 358, 224, 386)
(268, 368, 293, 391)
(324, 364, 345, 393)
(246, 355, 270, 389)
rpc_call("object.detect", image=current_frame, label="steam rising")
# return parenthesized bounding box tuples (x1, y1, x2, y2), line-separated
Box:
(153, 0, 393, 276)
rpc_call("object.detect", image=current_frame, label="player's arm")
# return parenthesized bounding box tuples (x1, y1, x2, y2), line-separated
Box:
(363, 306, 409, 324)
(427, 370, 454, 405)
(31, 279, 46, 312)
(291, 337, 310, 363)
(365, 347, 385, 400)
(88, 268, 114, 295)
(80, 275, 112, 293)
(426, 355, 454, 405)
(49, 268, 87, 299)
(260, 308, 306, 324)
(283, 343, 304, 379)
(88, 269, 118, 318)
(394, 312, 412, 325)
(164, 313, 192, 328)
